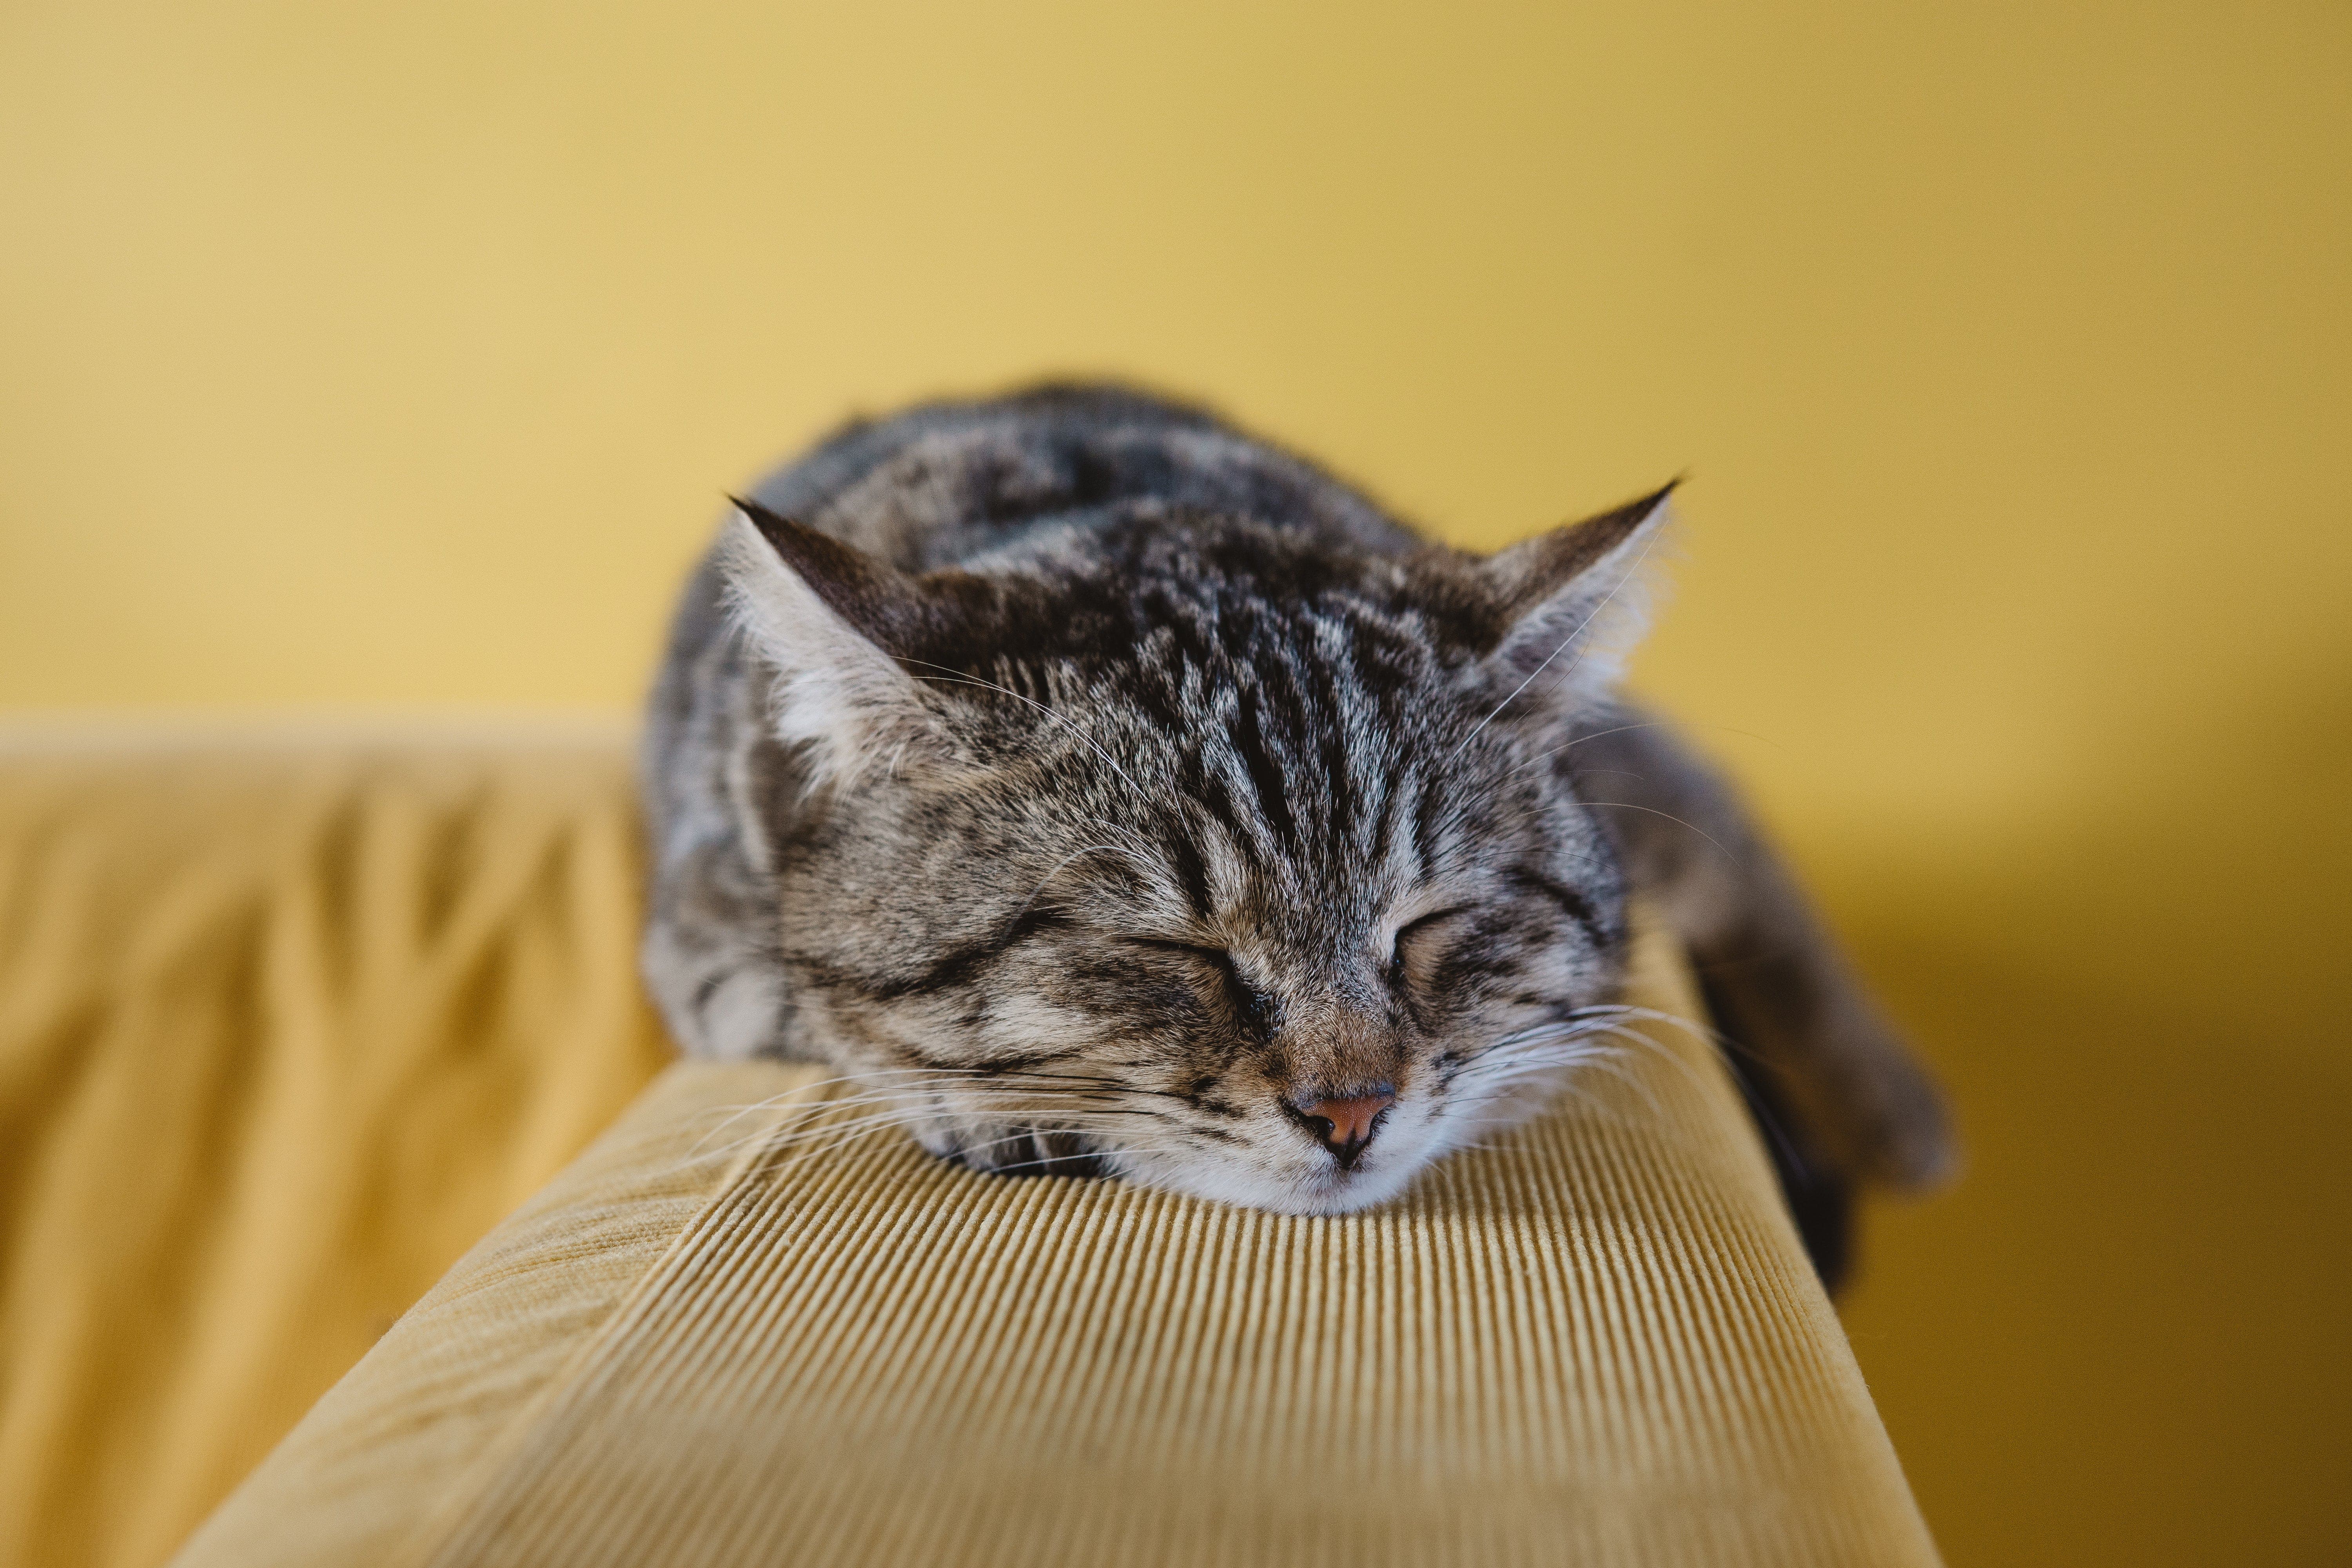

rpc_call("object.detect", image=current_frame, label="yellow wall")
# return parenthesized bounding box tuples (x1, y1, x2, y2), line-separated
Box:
(2, 3, 2345, 1563)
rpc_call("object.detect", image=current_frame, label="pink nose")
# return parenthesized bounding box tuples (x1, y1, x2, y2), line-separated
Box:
(1289, 1090, 1397, 1169)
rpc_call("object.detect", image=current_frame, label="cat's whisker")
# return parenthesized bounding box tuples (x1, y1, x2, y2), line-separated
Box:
(1577, 800, 1736, 863)
(1459, 1019, 1621, 1060)
(728, 1063, 1183, 1108)
(697, 1093, 1156, 1156)
(687, 1084, 918, 1155)
(682, 1100, 936, 1161)
(1455, 1034, 1618, 1068)
(1503, 717, 1777, 787)
(1466, 1006, 1718, 1099)
(1470, 1022, 1683, 1087)
(1475, 1017, 1613, 1054)
(1505, 719, 1678, 782)
(1446, 1069, 1674, 1151)
(1468, 1026, 1715, 1141)
(1445, 1032, 1642, 1097)
(1567, 1051, 1668, 1121)
(1588, 1002, 1774, 1067)
(1441, 1080, 1629, 1147)
(1565, 1018, 1720, 1099)
(1446, 1067, 1617, 1109)
(676, 1069, 1198, 1170)
(1459, 1053, 1594, 1082)
(692, 1108, 972, 1169)
(726, 1105, 1149, 1172)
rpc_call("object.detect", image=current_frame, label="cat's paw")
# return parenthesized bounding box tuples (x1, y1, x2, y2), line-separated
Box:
(935, 1125, 1108, 1180)
(1839, 1031, 1961, 1193)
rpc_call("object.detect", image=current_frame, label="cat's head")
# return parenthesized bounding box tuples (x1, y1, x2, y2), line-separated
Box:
(724, 486, 1671, 1214)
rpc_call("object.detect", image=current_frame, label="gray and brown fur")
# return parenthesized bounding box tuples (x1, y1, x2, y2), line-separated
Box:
(641, 385, 1952, 1232)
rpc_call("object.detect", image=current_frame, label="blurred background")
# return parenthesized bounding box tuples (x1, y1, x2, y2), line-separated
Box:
(2, 2, 2345, 1563)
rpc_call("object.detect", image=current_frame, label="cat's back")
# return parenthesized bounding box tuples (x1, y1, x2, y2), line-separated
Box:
(742, 382, 1417, 572)
(652, 383, 1418, 762)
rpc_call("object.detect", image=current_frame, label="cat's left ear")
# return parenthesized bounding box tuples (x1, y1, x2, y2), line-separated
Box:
(1472, 481, 1677, 710)
(721, 499, 962, 786)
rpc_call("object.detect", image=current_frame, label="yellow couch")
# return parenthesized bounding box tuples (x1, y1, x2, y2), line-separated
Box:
(2, 732, 1934, 1566)
(0, 730, 668, 1568)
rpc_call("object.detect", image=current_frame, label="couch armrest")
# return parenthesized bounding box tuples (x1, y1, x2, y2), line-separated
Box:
(172, 918, 1936, 1568)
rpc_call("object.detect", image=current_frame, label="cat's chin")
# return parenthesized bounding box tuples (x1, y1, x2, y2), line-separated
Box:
(907, 1114, 1443, 1216)
(1112, 1150, 1431, 1218)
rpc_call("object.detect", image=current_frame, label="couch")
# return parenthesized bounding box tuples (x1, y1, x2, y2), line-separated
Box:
(0, 730, 1936, 1566)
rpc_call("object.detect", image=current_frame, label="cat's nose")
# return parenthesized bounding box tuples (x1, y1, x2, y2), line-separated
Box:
(1286, 1088, 1396, 1171)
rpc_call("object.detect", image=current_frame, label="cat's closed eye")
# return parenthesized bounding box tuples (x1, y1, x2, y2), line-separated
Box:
(1387, 907, 1472, 989)
(1127, 938, 1276, 1033)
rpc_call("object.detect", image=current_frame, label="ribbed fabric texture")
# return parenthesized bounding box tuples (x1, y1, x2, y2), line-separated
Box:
(176, 927, 1938, 1568)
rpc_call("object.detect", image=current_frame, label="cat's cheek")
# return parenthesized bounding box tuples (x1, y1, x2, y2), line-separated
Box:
(966, 988, 1100, 1050)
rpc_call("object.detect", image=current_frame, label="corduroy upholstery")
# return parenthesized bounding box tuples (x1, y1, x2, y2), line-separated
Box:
(0, 733, 1936, 1566)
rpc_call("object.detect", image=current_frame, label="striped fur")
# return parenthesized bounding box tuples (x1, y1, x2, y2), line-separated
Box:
(642, 385, 1951, 1216)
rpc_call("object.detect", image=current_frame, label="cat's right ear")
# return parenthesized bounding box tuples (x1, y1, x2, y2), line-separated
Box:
(720, 500, 952, 786)
(1469, 481, 1677, 712)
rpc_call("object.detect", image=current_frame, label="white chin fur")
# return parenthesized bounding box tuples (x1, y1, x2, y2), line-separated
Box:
(1106, 1124, 1442, 1216)
(904, 1091, 1531, 1216)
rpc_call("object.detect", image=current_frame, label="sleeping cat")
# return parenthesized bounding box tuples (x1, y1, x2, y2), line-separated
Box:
(641, 385, 1952, 1243)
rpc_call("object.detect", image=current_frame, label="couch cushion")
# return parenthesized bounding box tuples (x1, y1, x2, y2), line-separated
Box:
(0, 729, 672, 1568)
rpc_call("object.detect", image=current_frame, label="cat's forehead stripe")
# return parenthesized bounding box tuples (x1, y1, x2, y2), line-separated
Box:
(1229, 686, 1298, 852)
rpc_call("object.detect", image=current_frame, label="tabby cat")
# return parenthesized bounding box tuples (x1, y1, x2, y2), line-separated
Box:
(641, 386, 1951, 1253)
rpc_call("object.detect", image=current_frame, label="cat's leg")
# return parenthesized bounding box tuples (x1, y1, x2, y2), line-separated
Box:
(1564, 703, 1957, 1192)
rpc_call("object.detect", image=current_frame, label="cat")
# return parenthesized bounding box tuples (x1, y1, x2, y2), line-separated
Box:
(640, 384, 1952, 1250)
